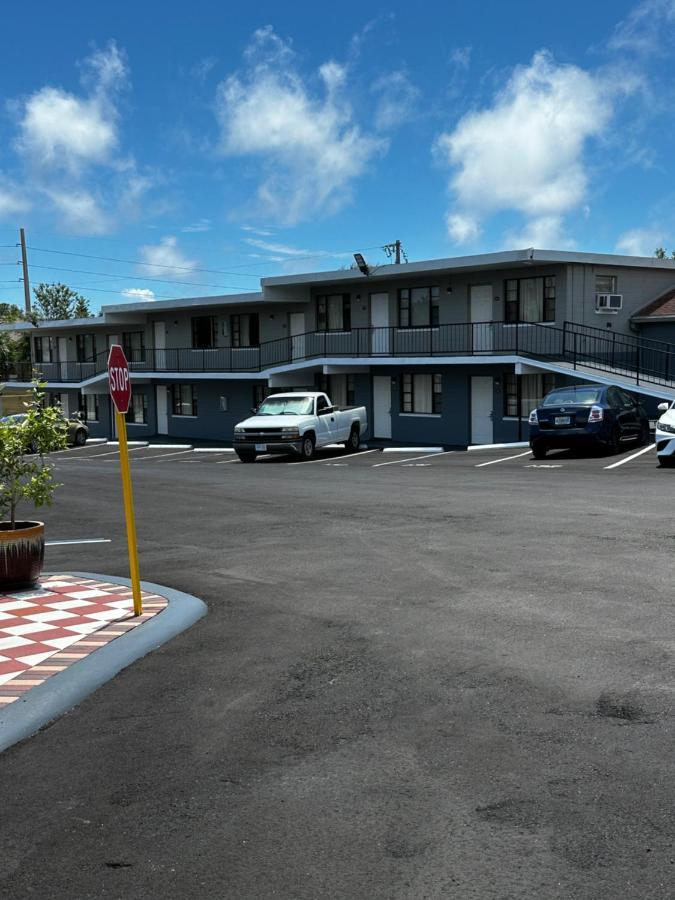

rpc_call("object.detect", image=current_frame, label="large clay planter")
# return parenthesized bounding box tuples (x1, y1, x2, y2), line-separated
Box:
(0, 522, 45, 590)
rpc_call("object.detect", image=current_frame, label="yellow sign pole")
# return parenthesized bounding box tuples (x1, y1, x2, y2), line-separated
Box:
(115, 409, 143, 616)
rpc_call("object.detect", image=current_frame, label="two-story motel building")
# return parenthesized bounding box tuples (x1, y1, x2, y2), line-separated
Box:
(4, 247, 675, 446)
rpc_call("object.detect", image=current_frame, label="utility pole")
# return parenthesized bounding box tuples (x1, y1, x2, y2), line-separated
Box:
(19, 227, 31, 314)
(382, 240, 407, 265)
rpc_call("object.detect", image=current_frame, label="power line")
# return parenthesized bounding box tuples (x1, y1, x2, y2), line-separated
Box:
(26, 245, 262, 279)
(28, 263, 259, 293)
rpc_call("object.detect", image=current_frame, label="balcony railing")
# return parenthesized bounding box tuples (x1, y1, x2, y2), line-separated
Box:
(3, 320, 675, 391)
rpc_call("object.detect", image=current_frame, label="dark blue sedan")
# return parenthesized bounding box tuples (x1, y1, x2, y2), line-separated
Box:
(528, 384, 650, 459)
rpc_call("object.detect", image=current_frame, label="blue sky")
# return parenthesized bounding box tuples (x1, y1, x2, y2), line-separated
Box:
(1, 0, 674, 311)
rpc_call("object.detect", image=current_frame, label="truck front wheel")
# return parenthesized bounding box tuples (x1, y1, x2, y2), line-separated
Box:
(345, 426, 360, 452)
(301, 434, 316, 460)
(237, 451, 256, 463)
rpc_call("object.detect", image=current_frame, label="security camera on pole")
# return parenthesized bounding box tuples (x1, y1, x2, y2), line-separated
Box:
(108, 344, 143, 616)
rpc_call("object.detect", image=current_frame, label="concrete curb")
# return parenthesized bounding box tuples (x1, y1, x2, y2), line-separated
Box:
(0, 573, 207, 754)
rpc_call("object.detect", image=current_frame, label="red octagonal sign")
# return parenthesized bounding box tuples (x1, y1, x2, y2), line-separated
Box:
(108, 344, 131, 414)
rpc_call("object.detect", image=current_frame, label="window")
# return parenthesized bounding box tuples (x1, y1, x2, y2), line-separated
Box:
(595, 274, 617, 294)
(47, 392, 62, 410)
(76, 334, 96, 362)
(401, 373, 442, 414)
(122, 331, 145, 362)
(192, 316, 217, 349)
(316, 294, 351, 331)
(171, 384, 197, 416)
(503, 373, 556, 418)
(79, 393, 99, 422)
(126, 392, 148, 424)
(398, 287, 440, 327)
(34, 336, 57, 363)
(230, 313, 259, 347)
(319, 374, 355, 407)
(504, 277, 556, 323)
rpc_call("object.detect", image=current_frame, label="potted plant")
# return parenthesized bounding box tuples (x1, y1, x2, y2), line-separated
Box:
(0, 382, 68, 589)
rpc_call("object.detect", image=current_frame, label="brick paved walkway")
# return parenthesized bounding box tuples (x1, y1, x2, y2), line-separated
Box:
(0, 575, 167, 706)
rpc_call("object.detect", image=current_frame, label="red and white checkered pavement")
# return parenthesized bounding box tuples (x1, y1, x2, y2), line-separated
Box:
(0, 575, 167, 705)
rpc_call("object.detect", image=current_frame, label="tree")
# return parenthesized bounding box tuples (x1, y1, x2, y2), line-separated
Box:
(0, 382, 68, 529)
(654, 248, 675, 259)
(0, 302, 30, 372)
(32, 283, 92, 320)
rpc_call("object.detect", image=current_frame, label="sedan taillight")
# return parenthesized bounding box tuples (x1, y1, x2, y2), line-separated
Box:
(528, 409, 538, 425)
(588, 405, 604, 422)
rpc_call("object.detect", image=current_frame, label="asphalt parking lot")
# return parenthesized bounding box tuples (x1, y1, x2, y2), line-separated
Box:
(1, 439, 673, 899)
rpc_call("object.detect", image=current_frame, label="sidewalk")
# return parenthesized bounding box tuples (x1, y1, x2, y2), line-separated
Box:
(0, 575, 167, 705)
(0, 573, 206, 751)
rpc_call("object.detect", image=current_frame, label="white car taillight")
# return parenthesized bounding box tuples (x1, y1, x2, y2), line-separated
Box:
(528, 409, 538, 425)
(588, 405, 604, 423)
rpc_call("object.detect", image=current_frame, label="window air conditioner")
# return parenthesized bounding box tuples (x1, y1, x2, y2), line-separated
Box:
(595, 293, 622, 312)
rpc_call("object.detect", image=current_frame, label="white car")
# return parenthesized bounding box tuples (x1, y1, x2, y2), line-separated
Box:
(655, 401, 675, 466)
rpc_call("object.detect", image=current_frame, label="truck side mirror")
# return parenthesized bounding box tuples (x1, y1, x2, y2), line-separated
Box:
(251, 407, 258, 414)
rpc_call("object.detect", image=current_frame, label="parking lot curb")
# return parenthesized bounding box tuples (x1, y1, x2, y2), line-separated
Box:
(0, 573, 207, 754)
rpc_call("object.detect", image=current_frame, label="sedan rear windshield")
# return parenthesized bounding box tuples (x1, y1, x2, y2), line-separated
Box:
(256, 396, 314, 416)
(542, 388, 602, 407)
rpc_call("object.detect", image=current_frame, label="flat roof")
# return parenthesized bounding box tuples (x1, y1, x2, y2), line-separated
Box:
(261, 248, 675, 288)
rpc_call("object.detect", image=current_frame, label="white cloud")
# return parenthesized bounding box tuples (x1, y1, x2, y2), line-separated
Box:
(216, 26, 386, 224)
(122, 287, 156, 301)
(436, 51, 617, 245)
(181, 218, 211, 233)
(505, 215, 575, 249)
(614, 227, 666, 256)
(43, 188, 109, 235)
(190, 57, 217, 82)
(244, 237, 350, 259)
(446, 213, 480, 243)
(241, 225, 274, 236)
(372, 71, 421, 131)
(609, 0, 675, 54)
(16, 42, 126, 173)
(138, 236, 197, 277)
(450, 47, 472, 69)
(0, 183, 28, 217)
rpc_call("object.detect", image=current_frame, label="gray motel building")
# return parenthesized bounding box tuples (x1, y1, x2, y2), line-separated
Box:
(4, 247, 675, 446)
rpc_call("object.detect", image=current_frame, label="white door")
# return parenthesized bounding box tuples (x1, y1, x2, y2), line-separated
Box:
(470, 285, 493, 352)
(156, 385, 169, 435)
(154, 321, 166, 370)
(290, 313, 305, 360)
(370, 293, 390, 354)
(471, 376, 493, 445)
(373, 376, 392, 439)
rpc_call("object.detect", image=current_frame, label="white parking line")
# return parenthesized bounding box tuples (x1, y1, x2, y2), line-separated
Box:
(372, 450, 450, 468)
(57, 446, 149, 460)
(46, 538, 111, 546)
(135, 449, 195, 461)
(604, 443, 656, 470)
(288, 450, 371, 466)
(475, 450, 532, 468)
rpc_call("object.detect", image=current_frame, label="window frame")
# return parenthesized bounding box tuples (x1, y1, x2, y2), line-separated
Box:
(397, 286, 440, 328)
(171, 384, 198, 417)
(503, 372, 556, 418)
(319, 373, 356, 407)
(78, 392, 99, 423)
(504, 276, 556, 324)
(230, 313, 260, 348)
(595, 273, 618, 295)
(122, 331, 146, 363)
(34, 336, 58, 364)
(316, 294, 351, 332)
(191, 315, 217, 349)
(76, 333, 96, 363)
(400, 372, 443, 415)
(126, 391, 148, 425)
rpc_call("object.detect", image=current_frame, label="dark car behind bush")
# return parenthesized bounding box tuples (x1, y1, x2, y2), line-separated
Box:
(528, 384, 650, 458)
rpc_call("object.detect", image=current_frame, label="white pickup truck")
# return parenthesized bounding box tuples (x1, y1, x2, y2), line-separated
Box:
(233, 392, 368, 462)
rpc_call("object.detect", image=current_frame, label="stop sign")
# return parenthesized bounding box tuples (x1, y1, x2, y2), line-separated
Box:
(108, 344, 131, 414)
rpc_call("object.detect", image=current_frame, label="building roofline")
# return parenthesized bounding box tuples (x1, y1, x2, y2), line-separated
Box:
(101, 291, 263, 315)
(261, 247, 675, 288)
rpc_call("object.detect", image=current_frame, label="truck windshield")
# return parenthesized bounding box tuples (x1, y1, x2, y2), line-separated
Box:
(256, 396, 314, 416)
